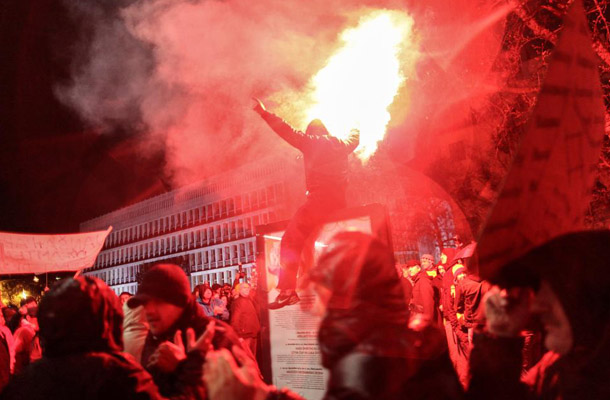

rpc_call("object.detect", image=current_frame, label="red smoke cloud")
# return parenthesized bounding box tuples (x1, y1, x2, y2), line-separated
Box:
(58, 0, 509, 187)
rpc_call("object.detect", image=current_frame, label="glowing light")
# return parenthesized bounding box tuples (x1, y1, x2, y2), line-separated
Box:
(21, 290, 27, 300)
(304, 10, 418, 161)
(33, 276, 39, 283)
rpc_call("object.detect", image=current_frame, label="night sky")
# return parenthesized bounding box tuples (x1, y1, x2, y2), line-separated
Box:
(0, 1, 168, 234)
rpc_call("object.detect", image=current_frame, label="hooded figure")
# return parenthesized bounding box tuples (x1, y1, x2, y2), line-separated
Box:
(309, 232, 463, 400)
(468, 231, 610, 400)
(253, 99, 359, 308)
(0, 276, 163, 400)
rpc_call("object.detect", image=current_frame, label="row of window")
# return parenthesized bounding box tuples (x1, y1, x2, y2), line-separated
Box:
(90, 253, 254, 288)
(92, 265, 139, 286)
(186, 242, 256, 272)
(191, 267, 252, 288)
(94, 212, 276, 269)
(105, 184, 284, 249)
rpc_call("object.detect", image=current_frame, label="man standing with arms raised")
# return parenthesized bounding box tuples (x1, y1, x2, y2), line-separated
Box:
(253, 98, 359, 309)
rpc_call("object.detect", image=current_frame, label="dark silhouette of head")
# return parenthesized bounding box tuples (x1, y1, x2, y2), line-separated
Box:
(38, 276, 123, 358)
(306, 119, 329, 136)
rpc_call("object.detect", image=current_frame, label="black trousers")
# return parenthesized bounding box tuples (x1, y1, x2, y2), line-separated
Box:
(277, 191, 345, 290)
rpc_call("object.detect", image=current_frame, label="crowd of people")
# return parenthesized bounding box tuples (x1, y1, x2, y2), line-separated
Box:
(0, 229, 606, 399)
(0, 98, 606, 396)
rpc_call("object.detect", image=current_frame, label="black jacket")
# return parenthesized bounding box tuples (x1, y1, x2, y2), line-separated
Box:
(310, 232, 462, 400)
(258, 110, 359, 195)
(0, 351, 163, 400)
(455, 275, 490, 329)
(141, 300, 243, 400)
(230, 296, 260, 339)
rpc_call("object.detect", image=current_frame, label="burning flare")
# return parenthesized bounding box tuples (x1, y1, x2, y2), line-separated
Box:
(305, 10, 417, 161)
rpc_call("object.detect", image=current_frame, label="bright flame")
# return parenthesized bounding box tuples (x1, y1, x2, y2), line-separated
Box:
(304, 10, 418, 161)
(21, 290, 27, 300)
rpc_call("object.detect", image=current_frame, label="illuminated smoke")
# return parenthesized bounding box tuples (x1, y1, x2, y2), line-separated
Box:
(58, 0, 507, 186)
(301, 10, 418, 161)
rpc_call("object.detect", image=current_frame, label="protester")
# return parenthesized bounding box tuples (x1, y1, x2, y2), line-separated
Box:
(253, 98, 359, 309)
(119, 291, 132, 307)
(0, 310, 13, 392)
(1, 309, 16, 336)
(309, 232, 462, 399)
(396, 263, 413, 306)
(12, 297, 41, 375)
(454, 269, 490, 344)
(197, 284, 215, 318)
(441, 260, 469, 388)
(407, 260, 440, 326)
(468, 231, 610, 400)
(230, 283, 260, 357)
(0, 276, 166, 399)
(436, 250, 453, 277)
(421, 254, 436, 278)
(126, 263, 246, 399)
(203, 232, 462, 400)
(219, 295, 230, 320)
(122, 297, 149, 365)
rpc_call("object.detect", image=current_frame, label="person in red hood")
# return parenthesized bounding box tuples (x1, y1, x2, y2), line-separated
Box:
(253, 98, 359, 309)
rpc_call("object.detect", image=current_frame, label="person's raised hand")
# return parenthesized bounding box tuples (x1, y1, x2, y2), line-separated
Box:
(147, 330, 187, 373)
(484, 286, 533, 337)
(147, 321, 215, 373)
(186, 320, 216, 353)
(252, 97, 266, 114)
(204, 345, 269, 400)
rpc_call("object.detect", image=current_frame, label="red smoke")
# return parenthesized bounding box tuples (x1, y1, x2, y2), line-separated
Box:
(59, 0, 510, 187)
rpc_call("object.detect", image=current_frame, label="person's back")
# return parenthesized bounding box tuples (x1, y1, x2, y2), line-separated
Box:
(0, 277, 164, 400)
(122, 303, 148, 365)
(456, 275, 489, 330)
(310, 232, 463, 400)
(300, 127, 355, 197)
(253, 107, 358, 198)
(1, 351, 160, 400)
(12, 298, 41, 375)
(0, 327, 11, 392)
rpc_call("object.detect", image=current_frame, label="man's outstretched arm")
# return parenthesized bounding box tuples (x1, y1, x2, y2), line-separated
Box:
(253, 98, 308, 150)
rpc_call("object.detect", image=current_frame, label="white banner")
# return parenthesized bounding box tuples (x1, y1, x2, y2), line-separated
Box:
(0, 227, 112, 274)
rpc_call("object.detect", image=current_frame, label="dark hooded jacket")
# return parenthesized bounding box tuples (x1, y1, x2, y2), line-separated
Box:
(0, 276, 164, 400)
(257, 110, 359, 197)
(140, 298, 244, 400)
(455, 274, 490, 330)
(468, 231, 610, 400)
(310, 232, 463, 400)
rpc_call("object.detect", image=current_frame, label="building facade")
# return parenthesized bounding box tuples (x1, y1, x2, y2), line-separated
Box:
(80, 156, 304, 295)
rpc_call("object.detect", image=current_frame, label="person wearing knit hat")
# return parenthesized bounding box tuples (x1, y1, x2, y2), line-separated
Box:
(421, 254, 436, 276)
(126, 263, 246, 399)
